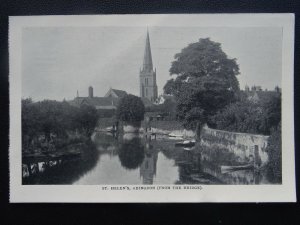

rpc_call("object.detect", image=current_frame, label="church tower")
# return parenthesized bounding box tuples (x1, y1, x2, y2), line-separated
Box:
(139, 30, 158, 102)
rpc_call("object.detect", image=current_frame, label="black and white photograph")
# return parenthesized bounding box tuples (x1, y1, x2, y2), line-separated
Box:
(9, 14, 295, 202)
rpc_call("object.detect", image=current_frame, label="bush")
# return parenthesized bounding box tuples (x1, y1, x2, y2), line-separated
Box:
(210, 93, 281, 135)
(76, 104, 98, 135)
(116, 94, 145, 122)
(266, 123, 282, 183)
(22, 99, 98, 152)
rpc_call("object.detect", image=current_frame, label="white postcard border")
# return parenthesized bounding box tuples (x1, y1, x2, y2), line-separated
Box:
(9, 14, 296, 202)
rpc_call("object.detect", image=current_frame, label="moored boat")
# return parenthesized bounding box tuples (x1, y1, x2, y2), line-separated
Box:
(175, 140, 196, 148)
(221, 164, 254, 173)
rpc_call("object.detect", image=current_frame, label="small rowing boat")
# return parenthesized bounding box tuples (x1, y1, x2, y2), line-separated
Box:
(169, 133, 183, 138)
(175, 140, 196, 148)
(221, 164, 254, 173)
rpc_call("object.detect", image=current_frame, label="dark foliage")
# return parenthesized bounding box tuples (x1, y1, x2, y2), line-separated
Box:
(146, 98, 177, 120)
(97, 109, 115, 118)
(22, 99, 98, 152)
(210, 92, 281, 135)
(266, 123, 282, 183)
(118, 138, 145, 170)
(77, 104, 98, 136)
(116, 94, 145, 122)
(164, 38, 240, 129)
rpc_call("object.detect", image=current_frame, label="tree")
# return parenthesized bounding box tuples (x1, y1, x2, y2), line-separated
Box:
(210, 100, 266, 134)
(76, 104, 98, 136)
(21, 99, 99, 152)
(34, 100, 69, 140)
(263, 93, 281, 130)
(210, 92, 281, 135)
(116, 94, 145, 122)
(266, 123, 282, 183)
(165, 38, 240, 128)
(22, 98, 41, 150)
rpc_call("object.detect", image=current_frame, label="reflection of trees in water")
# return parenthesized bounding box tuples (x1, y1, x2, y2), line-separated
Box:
(175, 150, 222, 185)
(118, 138, 145, 170)
(155, 139, 263, 185)
(23, 141, 99, 184)
(93, 132, 118, 144)
(153, 140, 178, 160)
(92, 132, 119, 155)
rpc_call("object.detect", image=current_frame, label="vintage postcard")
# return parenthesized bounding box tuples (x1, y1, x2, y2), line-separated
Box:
(9, 14, 295, 202)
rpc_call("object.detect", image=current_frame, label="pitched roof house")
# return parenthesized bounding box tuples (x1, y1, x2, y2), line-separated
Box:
(69, 86, 154, 110)
(70, 97, 121, 110)
(104, 88, 128, 98)
(69, 86, 127, 110)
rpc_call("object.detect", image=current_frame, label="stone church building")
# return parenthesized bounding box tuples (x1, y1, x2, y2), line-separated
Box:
(139, 30, 158, 102)
(69, 30, 157, 109)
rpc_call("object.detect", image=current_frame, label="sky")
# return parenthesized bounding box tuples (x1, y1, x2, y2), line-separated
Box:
(22, 26, 282, 101)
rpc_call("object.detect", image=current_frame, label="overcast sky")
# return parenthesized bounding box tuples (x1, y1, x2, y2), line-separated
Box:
(22, 26, 282, 101)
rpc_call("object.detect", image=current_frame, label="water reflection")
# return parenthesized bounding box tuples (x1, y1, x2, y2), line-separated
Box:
(118, 137, 145, 170)
(23, 132, 274, 185)
(22, 141, 99, 184)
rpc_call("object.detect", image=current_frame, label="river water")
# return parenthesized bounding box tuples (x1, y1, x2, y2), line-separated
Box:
(22, 132, 277, 185)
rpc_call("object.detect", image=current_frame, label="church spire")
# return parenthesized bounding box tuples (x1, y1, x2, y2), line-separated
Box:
(142, 29, 153, 72)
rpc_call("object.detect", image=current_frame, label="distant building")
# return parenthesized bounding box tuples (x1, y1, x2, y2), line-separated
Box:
(139, 30, 158, 103)
(69, 86, 127, 110)
(104, 88, 127, 98)
(69, 86, 153, 109)
(251, 85, 262, 92)
(242, 85, 281, 104)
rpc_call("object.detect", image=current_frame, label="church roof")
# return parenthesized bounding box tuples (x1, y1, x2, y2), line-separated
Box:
(111, 89, 127, 98)
(142, 30, 153, 72)
(70, 97, 120, 108)
(104, 88, 127, 98)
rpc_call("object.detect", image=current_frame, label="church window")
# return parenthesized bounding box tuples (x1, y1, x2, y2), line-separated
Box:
(146, 88, 148, 96)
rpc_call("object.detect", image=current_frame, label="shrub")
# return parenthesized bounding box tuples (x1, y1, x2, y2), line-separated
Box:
(116, 94, 145, 122)
(266, 123, 282, 183)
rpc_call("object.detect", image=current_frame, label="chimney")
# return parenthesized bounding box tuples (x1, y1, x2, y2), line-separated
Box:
(89, 86, 93, 98)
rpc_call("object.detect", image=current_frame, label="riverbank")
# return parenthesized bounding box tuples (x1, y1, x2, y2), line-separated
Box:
(22, 134, 90, 158)
(96, 118, 196, 138)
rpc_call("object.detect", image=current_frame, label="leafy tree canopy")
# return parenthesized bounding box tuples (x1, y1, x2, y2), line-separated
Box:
(22, 99, 98, 147)
(210, 93, 281, 135)
(164, 38, 240, 128)
(116, 94, 145, 122)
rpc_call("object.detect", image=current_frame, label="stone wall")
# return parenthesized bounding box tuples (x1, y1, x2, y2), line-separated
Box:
(201, 125, 269, 165)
